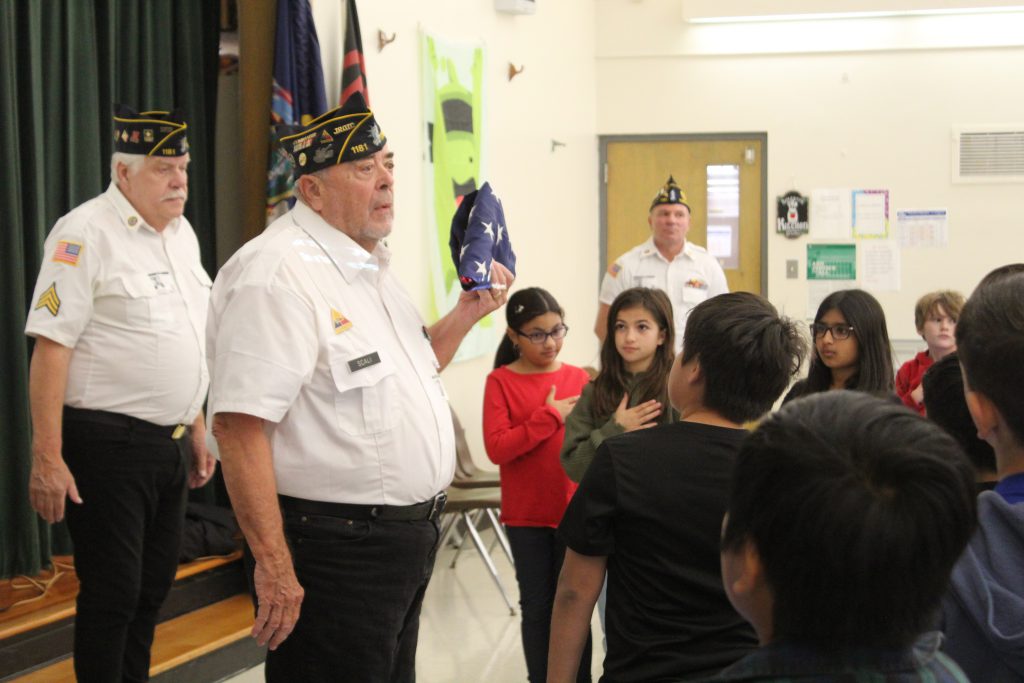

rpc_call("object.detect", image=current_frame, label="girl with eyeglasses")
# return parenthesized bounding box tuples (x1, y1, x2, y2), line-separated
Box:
(783, 289, 895, 403)
(483, 287, 592, 683)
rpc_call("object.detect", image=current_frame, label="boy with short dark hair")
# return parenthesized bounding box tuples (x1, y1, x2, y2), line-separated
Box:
(548, 292, 806, 683)
(941, 273, 1024, 681)
(712, 391, 977, 682)
(922, 353, 998, 489)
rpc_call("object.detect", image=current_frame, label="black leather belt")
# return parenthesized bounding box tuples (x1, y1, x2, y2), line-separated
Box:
(279, 492, 447, 522)
(63, 406, 188, 440)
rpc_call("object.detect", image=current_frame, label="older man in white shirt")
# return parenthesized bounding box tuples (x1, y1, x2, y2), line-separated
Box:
(595, 176, 728, 354)
(25, 105, 215, 682)
(208, 93, 512, 682)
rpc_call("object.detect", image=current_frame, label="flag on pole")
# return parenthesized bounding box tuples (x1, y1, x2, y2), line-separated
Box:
(340, 0, 369, 106)
(267, 0, 328, 217)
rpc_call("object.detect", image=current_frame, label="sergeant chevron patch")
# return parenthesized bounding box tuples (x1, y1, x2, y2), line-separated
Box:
(35, 282, 61, 317)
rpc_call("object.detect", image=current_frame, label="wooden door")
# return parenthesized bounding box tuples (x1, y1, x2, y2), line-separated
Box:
(602, 136, 766, 294)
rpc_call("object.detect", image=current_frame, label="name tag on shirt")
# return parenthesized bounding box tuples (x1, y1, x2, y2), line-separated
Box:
(148, 271, 172, 290)
(348, 352, 381, 373)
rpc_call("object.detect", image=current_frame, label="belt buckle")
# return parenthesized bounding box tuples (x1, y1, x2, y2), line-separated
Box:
(171, 424, 187, 440)
(429, 492, 447, 521)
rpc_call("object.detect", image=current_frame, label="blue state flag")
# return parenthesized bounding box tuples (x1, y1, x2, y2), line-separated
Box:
(267, 0, 329, 215)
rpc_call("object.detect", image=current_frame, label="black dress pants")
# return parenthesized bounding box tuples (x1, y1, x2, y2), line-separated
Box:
(249, 509, 441, 682)
(506, 525, 593, 683)
(63, 409, 188, 683)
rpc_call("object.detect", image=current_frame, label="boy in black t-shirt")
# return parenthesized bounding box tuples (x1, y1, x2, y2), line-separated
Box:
(549, 293, 807, 683)
(711, 392, 976, 682)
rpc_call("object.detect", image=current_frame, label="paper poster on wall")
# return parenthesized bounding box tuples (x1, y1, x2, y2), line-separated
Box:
(860, 241, 901, 291)
(852, 189, 890, 239)
(807, 243, 856, 317)
(809, 189, 851, 240)
(421, 31, 491, 362)
(897, 209, 949, 248)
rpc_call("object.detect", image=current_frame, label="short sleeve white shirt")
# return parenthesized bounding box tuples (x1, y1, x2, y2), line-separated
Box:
(599, 237, 729, 354)
(24, 183, 211, 426)
(207, 201, 456, 505)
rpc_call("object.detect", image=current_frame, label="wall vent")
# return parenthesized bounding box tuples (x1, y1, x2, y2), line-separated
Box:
(952, 126, 1024, 183)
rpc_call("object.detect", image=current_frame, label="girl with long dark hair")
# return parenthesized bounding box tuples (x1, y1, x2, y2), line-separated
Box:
(784, 288, 894, 402)
(560, 287, 676, 482)
(482, 287, 592, 682)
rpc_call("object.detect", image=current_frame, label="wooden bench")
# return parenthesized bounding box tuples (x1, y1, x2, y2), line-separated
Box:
(2, 552, 263, 681)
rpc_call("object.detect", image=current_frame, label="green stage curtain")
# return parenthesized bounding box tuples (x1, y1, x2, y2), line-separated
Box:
(0, 0, 219, 579)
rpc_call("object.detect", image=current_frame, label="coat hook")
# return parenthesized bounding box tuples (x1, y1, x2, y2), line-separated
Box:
(507, 63, 525, 81)
(378, 30, 396, 52)
(551, 140, 566, 153)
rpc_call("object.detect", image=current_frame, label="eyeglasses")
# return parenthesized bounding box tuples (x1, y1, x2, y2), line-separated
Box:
(515, 324, 569, 345)
(810, 322, 855, 341)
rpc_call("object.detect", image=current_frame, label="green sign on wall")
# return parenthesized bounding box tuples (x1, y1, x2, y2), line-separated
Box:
(807, 244, 856, 280)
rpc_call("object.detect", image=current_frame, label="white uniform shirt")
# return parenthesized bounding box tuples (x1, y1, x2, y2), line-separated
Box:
(599, 236, 729, 353)
(207, 201, 456, 506)
(24, 183, 211, 426)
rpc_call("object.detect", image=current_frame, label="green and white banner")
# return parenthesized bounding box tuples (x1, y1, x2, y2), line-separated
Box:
(420, 31, 493, 363)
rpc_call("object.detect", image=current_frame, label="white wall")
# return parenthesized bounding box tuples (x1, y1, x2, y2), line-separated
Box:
(221, 1, 1024, 469)
(327, 1, 601, 469)
(595, 0, 1024, 346)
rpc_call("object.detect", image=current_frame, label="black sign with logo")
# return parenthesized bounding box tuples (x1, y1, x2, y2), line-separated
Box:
(776, 191, 809, 239)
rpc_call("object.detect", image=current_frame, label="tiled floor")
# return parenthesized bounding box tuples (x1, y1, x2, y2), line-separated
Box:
(224, 523, 604, 682)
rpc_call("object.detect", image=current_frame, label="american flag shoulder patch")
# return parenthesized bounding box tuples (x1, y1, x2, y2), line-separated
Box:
(607, 263, 621, 278)
(52, 240, 83, 266)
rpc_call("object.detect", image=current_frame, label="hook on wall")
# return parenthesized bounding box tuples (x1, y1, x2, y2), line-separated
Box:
(378, 30, 396, 52)
(507, 63, 525, 81)
(551, 140, 566, 153)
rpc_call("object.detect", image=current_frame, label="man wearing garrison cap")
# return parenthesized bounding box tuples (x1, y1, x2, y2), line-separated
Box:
(207, 92, 513, 681)
(595, 175, 728, 354)
(25, 105, 214, 680)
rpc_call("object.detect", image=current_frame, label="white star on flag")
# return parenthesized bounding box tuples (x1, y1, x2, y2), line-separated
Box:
(460, 244, 469, 259)
(475, 260, 488, 277)
(482, 221, 495, 240)
(497, 225, 505, 243)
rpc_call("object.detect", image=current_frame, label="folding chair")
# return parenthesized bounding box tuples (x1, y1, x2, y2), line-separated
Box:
(446, 406, 510, 563)
(438, 408, 515, 614)
(450, 407, 501, 489)
(440, 486, 516, 615)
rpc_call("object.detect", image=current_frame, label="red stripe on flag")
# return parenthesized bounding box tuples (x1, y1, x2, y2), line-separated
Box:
(343, 50, 364, 69)
(341, 79, 366, 104)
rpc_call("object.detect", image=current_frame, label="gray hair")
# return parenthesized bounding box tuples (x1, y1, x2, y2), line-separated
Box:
(110, 152, 146, 182)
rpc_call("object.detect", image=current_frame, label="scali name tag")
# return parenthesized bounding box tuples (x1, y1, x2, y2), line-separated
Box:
(348, 352, 381, 373)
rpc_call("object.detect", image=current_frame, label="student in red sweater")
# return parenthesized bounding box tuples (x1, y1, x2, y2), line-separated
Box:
(896, 290, 963, 414)
(483, 287, 592, 683)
